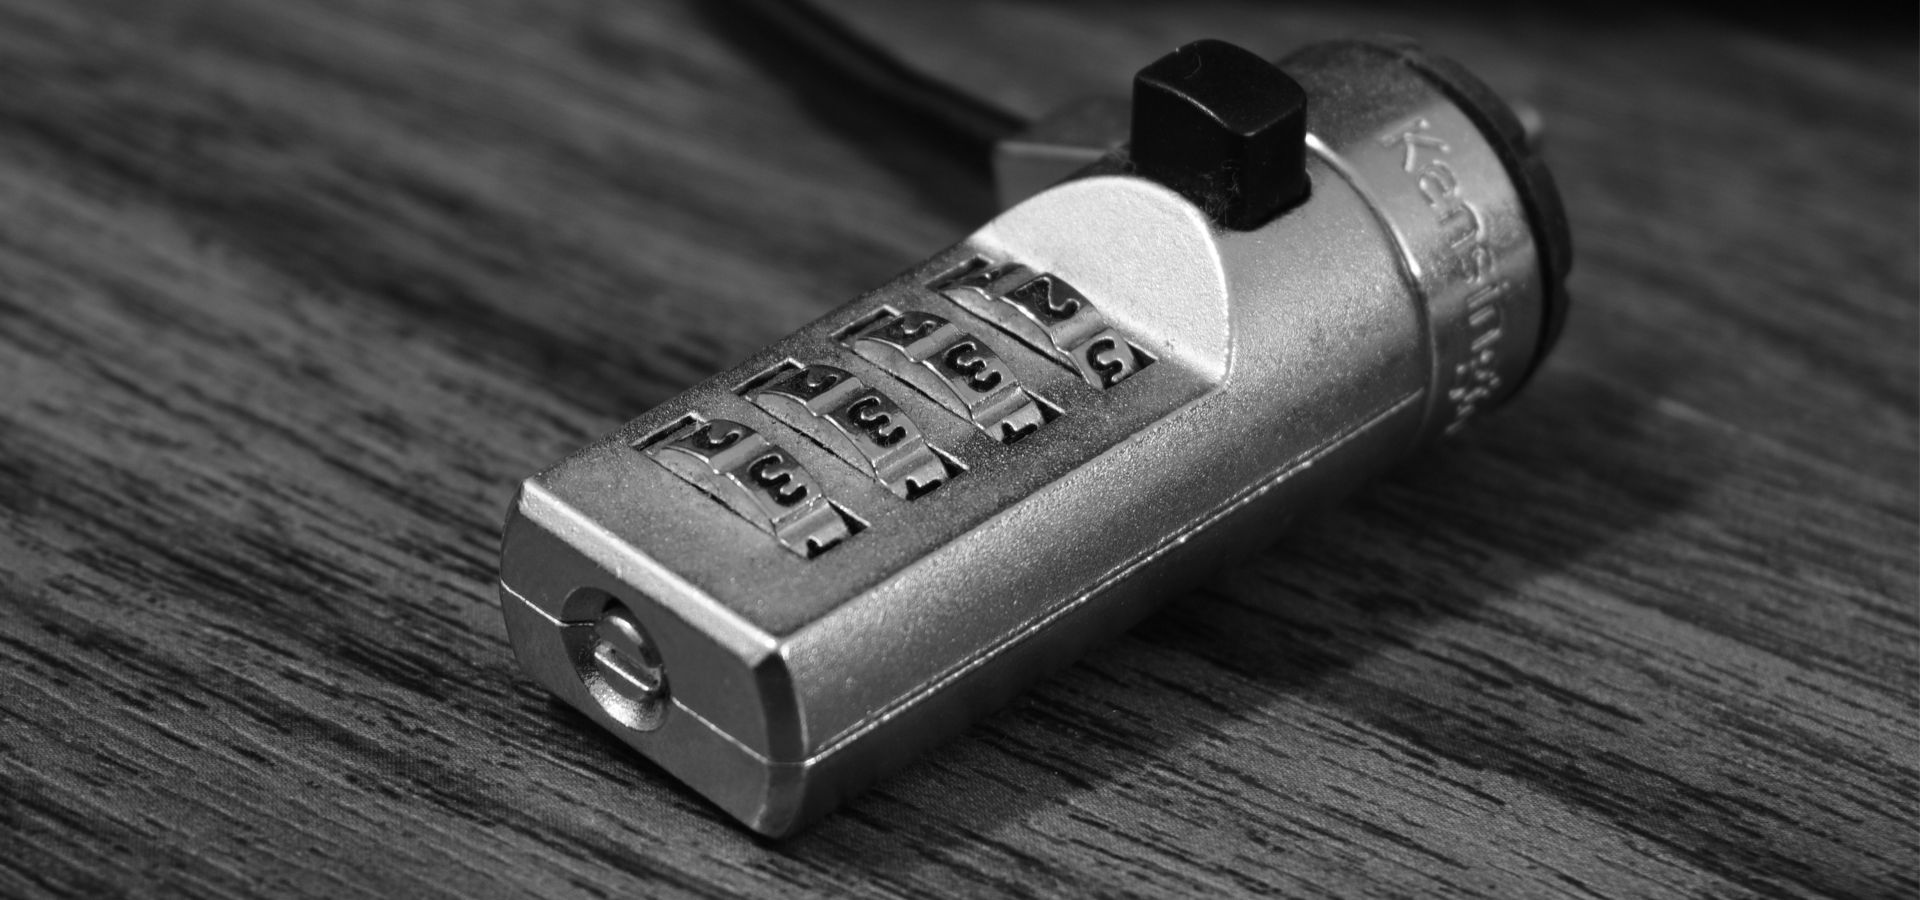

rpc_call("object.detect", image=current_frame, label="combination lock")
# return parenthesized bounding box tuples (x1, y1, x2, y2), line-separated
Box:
(500, 37, 1572, 835)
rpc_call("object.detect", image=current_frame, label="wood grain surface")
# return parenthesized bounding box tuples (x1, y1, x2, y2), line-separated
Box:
(1, 1, 1914, 897)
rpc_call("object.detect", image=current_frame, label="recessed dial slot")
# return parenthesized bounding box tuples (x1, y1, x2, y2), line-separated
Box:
(638, 416, 855, 558)
(843, 310, 1053, 444)
(744, 362, 956, 499)
(930, 256, 1155, 389)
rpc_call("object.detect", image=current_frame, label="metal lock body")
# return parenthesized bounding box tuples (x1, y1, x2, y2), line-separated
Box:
(500, 38, 1571, 836)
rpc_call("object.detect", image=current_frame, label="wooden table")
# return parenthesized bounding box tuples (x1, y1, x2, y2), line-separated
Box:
(2, 2, 1913, 896)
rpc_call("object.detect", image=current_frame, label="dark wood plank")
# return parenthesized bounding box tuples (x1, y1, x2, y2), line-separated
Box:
(0, 1, 1912, 897)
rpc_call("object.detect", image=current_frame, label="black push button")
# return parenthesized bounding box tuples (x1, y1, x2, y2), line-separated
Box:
(1130, 39, 1310, 230)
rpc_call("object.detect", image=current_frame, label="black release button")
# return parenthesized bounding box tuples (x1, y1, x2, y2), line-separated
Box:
(1129, 39, 1310, 230)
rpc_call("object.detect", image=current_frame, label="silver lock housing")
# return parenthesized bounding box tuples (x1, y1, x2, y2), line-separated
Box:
(499, 38, 1571, 836)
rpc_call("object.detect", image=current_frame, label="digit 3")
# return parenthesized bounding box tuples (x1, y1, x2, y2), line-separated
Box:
(941, 341, 1004, 392)
(1085, 338, 1132, 387)
(847, 396, 908, 446)
(748, 454, 809, 506)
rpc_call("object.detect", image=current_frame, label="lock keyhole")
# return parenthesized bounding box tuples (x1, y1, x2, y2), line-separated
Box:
(579, 602, 669, 731)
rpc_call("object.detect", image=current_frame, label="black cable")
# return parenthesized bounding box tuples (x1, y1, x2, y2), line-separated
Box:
(732, 0, 1030, 159)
